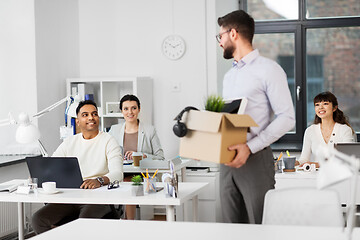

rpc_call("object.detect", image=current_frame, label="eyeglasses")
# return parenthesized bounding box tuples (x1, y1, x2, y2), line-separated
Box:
(107, 180, 120, 190)
(216, 29, 231, 43)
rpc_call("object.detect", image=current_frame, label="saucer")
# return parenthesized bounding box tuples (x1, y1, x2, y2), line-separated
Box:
(38, 189, 60, 195)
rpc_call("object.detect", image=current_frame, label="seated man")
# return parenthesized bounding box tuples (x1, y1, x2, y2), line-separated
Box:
(32, 100, 123, 234)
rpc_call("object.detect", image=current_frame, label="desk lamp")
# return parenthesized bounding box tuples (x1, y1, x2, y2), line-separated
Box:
(0, 95, 79, 156)
(316, 146, 359, 240)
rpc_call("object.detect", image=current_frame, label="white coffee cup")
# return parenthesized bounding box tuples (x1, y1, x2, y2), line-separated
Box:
(42, 182, 56, 193)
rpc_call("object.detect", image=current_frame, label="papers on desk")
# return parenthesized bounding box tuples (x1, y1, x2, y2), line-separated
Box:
(123, 159, 133, 165)
(0, 183, 23, 193)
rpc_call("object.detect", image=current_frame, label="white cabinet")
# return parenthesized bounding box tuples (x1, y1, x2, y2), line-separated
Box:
(184, 171, 222, 222)
(66, 77, 153, 131)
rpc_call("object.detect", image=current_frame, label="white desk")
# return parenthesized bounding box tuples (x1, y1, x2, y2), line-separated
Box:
(275, 171, 360, 205)
(0, 180, 207, 240)
(123, 159, 191, 181)
(0, 154, 37, 167)
(29, 218, 359, 240)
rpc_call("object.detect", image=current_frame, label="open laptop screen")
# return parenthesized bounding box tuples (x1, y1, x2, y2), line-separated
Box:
(221, 98, 248, 114)
(26, 156, 83, 188)
(335, 143, 360, 159)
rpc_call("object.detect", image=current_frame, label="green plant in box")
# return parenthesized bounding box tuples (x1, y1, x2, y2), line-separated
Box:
(131, 175, 143, 186)
(205, 95, 225, 112)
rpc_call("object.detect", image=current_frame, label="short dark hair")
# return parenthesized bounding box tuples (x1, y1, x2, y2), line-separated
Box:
(76, 100, 98, 115)
(119, 94, 141, 110)
(217, 10, 255, 44)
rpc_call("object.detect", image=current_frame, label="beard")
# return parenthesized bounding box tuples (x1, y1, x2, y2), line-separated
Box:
(223, 44, 235, 59)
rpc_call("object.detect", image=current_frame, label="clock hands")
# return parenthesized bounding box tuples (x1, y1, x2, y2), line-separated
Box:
(166, 42, 181, 48)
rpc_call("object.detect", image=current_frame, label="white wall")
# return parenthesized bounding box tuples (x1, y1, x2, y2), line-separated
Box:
(215, 0, 239, 95)
(77, 0, 217, 158)
(0, 0, 240, 159)
(0, 0, 38, 153)
(35, 0, 80, 154)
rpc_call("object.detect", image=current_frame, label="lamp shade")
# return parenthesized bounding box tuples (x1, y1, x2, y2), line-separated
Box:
(15, 112, 40, 144)
(317, 155, 352, 189)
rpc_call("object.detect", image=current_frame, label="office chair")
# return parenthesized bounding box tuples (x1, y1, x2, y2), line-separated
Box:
(53, 205, 123, 227)
(262, 188, 344, 227)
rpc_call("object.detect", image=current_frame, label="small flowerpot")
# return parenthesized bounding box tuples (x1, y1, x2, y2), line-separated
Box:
(131, 184, 144, 196)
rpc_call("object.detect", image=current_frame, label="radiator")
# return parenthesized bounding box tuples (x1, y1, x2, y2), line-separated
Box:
(0, 202, 18, 238)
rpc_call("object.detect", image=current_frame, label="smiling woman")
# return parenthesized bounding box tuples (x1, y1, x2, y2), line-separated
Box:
(297, 91, 356, 167)
(108, 94, 164, 162)
(108, 94, 164, 219)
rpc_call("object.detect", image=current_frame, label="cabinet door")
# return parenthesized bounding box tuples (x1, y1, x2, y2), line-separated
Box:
(185, 174, 217, 200)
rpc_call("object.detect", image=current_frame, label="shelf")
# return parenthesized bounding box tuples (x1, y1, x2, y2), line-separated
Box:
(66, 77, 153, 131)
(103, 114, 123, 118)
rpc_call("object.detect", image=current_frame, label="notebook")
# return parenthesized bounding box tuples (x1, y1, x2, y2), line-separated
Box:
(26, 156, 84, 188)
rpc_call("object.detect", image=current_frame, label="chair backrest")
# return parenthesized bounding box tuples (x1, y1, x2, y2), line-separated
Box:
(262, 188, 344, 227)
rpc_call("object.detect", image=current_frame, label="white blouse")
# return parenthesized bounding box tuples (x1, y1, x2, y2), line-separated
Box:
(298, 123, 356, 164)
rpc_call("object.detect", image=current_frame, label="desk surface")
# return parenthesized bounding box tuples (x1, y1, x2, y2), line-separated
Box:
(0, 154, 37, 167)
(29, 218, 358, 240)
(123, 159, 191, 173)
(275, 170, 318, 179)
(0, 180, 207, 206)
(275, 170, 360, 205)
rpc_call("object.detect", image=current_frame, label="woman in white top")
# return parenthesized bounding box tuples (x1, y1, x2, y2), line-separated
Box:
(297, 91, 356, 167)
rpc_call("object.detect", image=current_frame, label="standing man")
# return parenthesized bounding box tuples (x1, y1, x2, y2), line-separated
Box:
(217, 10, 295, 224)
(32, 100, 123, 234)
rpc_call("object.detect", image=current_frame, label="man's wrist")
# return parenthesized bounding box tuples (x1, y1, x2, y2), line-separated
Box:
(96, 177, 105, 186)
(245, 143, 252, 154)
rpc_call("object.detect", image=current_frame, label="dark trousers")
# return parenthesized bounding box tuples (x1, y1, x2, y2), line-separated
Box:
(220, 147, 275, 224)
(32, 203, 111, 234)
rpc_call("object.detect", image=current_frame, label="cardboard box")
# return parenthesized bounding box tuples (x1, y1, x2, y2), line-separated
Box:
(179, 110, 258, 164)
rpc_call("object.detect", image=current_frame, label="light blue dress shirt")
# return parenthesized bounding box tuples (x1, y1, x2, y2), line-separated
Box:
(223, 49, 295, 154)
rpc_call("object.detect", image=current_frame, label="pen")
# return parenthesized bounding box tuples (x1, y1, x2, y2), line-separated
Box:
(286, 150, 290, 157)
(277, 152, 283, 161)
(152, 169, 159, 179)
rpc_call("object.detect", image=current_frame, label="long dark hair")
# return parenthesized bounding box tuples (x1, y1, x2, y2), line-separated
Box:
(313, 91, 354, 133)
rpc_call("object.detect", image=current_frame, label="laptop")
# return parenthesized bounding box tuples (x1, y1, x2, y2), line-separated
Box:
(335, 143, 360, 172)
(26, 156, 84, 188)
(335, 143, 360, 159)
(221, 98, 248, 114)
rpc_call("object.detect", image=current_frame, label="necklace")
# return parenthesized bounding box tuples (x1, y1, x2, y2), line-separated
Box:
(320, 123, 335, 144)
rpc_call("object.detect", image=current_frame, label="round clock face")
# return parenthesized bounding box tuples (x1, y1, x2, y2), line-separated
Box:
(162, 35, 186, 60)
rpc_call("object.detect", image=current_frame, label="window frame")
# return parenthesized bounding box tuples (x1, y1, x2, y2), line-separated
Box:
(239, 0, 360, 150)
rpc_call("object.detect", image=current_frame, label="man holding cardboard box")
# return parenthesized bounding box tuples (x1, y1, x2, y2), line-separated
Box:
(216, 10, 295, 224)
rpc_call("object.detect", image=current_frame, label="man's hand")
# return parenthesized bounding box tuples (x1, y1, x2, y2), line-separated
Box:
(80, 179, 101, 189)
(225, 143, 251, 168)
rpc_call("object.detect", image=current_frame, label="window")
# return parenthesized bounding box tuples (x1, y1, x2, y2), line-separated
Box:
(241, 0, 360, 148)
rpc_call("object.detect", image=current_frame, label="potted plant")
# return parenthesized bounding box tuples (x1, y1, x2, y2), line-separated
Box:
(131, 175, 144, 196)
(205, 95, 225, 112)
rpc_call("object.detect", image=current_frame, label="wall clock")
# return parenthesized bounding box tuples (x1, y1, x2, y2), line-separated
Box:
(162, 35, 186, 60)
